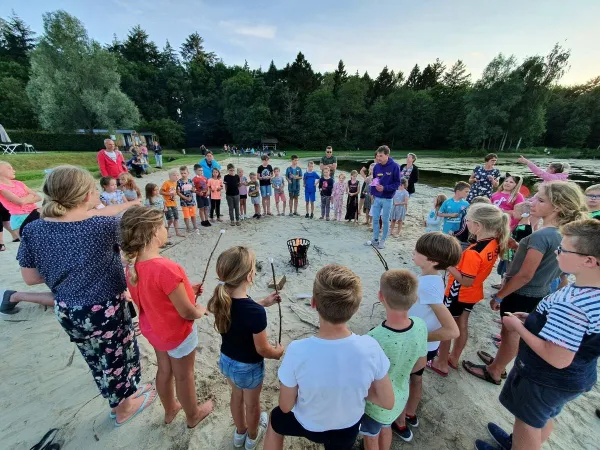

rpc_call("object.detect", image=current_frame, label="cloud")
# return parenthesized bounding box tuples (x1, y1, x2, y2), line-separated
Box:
(219, 20, 276, 39)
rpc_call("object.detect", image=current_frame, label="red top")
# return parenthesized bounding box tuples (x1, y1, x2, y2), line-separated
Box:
(97, 149, 127, 178)
(126, 257, 195, 351)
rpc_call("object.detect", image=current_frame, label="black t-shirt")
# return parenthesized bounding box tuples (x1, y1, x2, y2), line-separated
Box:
(220, 297, 267, 364)
(223, 174, 240, 196)
(319, 177, 333, 196)
(257, 164, 273, 186)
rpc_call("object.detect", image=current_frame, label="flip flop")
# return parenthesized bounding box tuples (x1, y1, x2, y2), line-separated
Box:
(109, 383, 154, 419)
(491, 333, 502, 342)
(426, 360, 448, 377)
(477, 351, 507, 379)
(12, 238, 20, 243)
(448, 359, 458, 370)
(462, 361, 501, 385)
(114, 390, 157, 427)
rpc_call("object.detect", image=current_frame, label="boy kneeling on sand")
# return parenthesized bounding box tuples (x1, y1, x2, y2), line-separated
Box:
(263, 265, 394, 450)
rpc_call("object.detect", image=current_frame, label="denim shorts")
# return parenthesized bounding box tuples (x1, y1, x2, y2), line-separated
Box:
(260, 185, 272, 197)
(164, 206, 179, 220)
(499, 369, 584, 428)
(305, 191, 316, 202)
(219, 353, 264, 389)
(358, 413, 391, 437)
(250, 196, 261, 205)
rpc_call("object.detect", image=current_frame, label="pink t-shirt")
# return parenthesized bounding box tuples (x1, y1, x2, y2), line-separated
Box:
(491, 191, 525, 229)
(0, 180, 37, 215)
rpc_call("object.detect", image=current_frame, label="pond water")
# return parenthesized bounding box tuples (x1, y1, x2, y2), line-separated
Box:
(335, 156, 599, 190)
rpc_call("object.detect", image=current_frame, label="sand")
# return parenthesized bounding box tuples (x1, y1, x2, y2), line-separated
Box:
(1, 155, 599, 450)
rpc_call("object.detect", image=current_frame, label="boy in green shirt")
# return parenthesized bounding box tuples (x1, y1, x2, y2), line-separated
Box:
(360, 269, 427, 449)
(585, 184, 600, 220)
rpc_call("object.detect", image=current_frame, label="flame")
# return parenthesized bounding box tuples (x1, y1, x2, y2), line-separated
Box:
(295, 238, 301, 248)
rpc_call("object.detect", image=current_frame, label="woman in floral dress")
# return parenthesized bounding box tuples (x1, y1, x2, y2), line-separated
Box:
(466, 153, 501, 203)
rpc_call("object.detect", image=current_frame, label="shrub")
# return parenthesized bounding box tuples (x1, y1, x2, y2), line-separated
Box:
(7, 130, 109, 151)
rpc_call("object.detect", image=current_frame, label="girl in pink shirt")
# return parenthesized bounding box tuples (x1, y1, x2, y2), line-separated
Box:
(517, 156, 569, 181)
(491, 175, 525, 229)
(0, 162, 41, 238)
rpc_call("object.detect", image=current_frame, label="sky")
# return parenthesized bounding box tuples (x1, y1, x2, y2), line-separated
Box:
(3, 0, 600, 85)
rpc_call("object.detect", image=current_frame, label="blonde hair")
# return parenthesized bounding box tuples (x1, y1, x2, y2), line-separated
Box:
(41, 165, 96, 218)
(540, 181, 587, 227)
(350, 170, 358, 177)
(380, 269, 418, 311)
(498, 175, 523, 203)
(120, 206, 165, 285)
(338, 173, 346, 180)
(470, 196, 491, 205)
(561, 219, 600, 260)
(585, 184, 600, 193)
(207, 247, 255, 333)
(434, 194, 447, 211)
(466, 203, 510, 254)
(312, 264, 362, 324)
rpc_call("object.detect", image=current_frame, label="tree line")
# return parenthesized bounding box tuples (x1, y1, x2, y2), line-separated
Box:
(1, 10, 599, 150)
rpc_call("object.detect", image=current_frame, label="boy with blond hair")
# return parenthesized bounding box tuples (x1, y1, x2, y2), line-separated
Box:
(160, 168, 185, 237)
(264, 265, 394, 450)
(585, 184, 600, 220)
(360, 270, 427, 449)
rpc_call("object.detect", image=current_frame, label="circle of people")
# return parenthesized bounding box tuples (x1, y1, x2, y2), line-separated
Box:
(0, 145, 599, 450)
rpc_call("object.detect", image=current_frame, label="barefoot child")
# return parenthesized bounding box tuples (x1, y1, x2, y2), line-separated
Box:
(121, 206, 213, 428)
(285, 155, 302, 216)
(360, 270, 427, 449)
(208, 168, 223, 222)
(192, 164, 211, 227)
(160, 169, 185, 237)
(424, 194, 447, 232)
(475, 219, 600, 450)
(302, 161, 319, 219)
(177, 166, 198, 232)
(264, 264, 394, 450)
(390, 179, 409, 236)
(271, 168, 286, 216)
(586, 184, 600, 220)
(332, 173, 346, 221)
(238, 168, 248, 220)
(100, 176, 127, 206)
(0, 161, 41, 239)
(248, 173, 261, 219)
(207, 247, 283, 449)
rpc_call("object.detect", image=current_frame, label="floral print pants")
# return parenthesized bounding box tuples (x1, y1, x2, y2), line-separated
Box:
(55, 296, 141, 407)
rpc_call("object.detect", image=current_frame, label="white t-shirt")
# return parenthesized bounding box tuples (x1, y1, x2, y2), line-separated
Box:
(278, 333, 390, 432)
(408, 274, 445, 352)
(104, 150, 118, 163)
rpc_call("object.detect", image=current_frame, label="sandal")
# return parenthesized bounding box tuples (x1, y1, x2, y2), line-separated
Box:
(477, 351, 507, 379)
(462, 361, 501, 385)
(114, 390, 157, 427)
(109, 383, 154, 418)
(426, 360, 448, 377)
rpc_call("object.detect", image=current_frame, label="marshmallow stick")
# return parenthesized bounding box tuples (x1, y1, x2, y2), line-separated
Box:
(269, 257, 283, 344)
(195, 229, 226, 301)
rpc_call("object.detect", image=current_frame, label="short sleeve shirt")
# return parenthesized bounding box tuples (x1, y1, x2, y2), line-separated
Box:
(223, 174, 240, 196)
(161, 180, 177, 207)
(439, 198, 469, 234)
(319, 177, 333, 197)
(320, 156, 337, 176)
(192, 176, 209, 197)
(271, 176, 285, 194)
(303, 171, 320, 192)
(408, 275, 446, 351)
(248, 180, 260, 197)
(257, 165, 273, 186)
(220, 298, 267, 364)
(177, 179, 196, 206)
(0, 180, 37, 215)
(207, 178, 223, 200)
(100, 190, 125, 205)
(286, 167, 303, 191)
(467, 166, 501, 202)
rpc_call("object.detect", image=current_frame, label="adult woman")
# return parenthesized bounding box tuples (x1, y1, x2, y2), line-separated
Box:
(16, 166, 156, 425)
(400, 153, 419, 196)
(463, 181, 587, 385)
(467, 153, 501, 203)
(517, 156, 569, 181)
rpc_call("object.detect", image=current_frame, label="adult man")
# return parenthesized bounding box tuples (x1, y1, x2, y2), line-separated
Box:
(198, 150, 222, 179)
(319, 146, 337, 178)
(364, 145, 401, 249)
(97, 139, 127, 178)
(152, 140, 163, 168)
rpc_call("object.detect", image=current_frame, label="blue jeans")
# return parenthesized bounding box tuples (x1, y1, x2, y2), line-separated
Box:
(371, 196, 392, 242)
(154, 154, 163, 167)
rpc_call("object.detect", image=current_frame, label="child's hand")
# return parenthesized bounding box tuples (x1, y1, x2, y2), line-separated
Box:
(262, 292, 281, 307)
(273, 343, 284, 360)
(502, 314, 525, 332)
(192, 283, 204, 296)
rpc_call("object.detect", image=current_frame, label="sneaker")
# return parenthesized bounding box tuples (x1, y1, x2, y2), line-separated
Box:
(230, 221, 235, 226)
(475, 440, 501, 450)
(377, 241, 385, 249)
(256, 214, 261, 219)
(236, 222, 241, 226)
(310, 213, 314, 219)
(305, 213, 309, 218)
(364, 240, 378, 246)
(206, 221, 212, 227)
(233, 428, 247, 448)
(289, 212, 293, 216)
(0, 289, 18, 316)
(244, 412, 268, 450)
(294, 212, 299, 216)
(252, 214, 258, 219)
(405, 414, 419, 428)
(391, 422, 413, 442)
(487, 423, 512, 450)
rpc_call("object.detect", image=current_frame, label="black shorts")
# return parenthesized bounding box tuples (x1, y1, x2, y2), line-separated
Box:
(412, 349, 439, 376)
(240, 194, 247, 200)
(444, 295, 474, 317)
(500, 292, 543, 317)
(270, 407, 360, 450)
(0, 202, 10, 222)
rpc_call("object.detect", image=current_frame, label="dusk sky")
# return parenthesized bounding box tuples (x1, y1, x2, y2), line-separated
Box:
(3, 0, 599, 85)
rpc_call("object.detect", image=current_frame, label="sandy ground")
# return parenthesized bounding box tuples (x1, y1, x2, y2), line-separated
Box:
(1, 155, 599, 450)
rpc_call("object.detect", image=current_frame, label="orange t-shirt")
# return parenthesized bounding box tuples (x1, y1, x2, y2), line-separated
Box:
(207, 178, 223, 200)
(127, 257, 195, 351)
(445, 238, 499, 304)
(161, 180, 177, 207)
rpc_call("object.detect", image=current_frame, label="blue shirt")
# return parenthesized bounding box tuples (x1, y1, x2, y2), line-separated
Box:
(286, 166, 303, 191)
(303, 171, 320, 193)
(198, 158, 222, 179)
(16, 216, 127, 307)
(439, 198, 469, 234)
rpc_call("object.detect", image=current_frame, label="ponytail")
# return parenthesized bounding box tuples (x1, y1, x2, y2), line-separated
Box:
(207, 284, 232, 333)
(466, 203, 511, 254)
(496, 212, 510, 255)
(123, 251, 139, 285)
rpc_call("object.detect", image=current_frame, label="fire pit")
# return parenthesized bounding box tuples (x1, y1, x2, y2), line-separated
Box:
(287, 238, 310, 272)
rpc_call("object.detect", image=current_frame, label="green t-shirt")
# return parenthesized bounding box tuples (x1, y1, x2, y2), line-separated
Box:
(320, 155, 337, 176)
(364, 318, 427, 425)
(590, 210, 600, 221)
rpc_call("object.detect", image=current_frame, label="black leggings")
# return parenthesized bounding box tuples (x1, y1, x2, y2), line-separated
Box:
(210, 199, 221, 218)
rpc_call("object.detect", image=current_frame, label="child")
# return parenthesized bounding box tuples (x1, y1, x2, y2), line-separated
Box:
(160, 169, 185, 238)
(475, 219, 600, 450)
(247, 173, 261, 219)
(223, 163, 241, 226)
(390, 179, 410, 236)
(285, 155, 302, 216)
(207, 246, 283, 450)
(361, 163, 375, 226)
(193, 164, 211, 227)
(144, 183, 165, 211)
(517, 156, 569, 181)
(120, 206, 214, 428)
(318, 167, 333, 220)
(238, 168, 248, 220)
(0, 161, 41, 239)
(429, 204, 509, 376)
(303, 161, 320, 219)
(208, 167, 223, 222)
(263, 264, 394, 450)
(257, 155, 273, 216)
(402, 233, 461, 438)
(585, 184, 600, 220)
(118, 173, 142, 202)
(332, 173, 346, 221)
(177, 166, 198, 232)
(100, 176, 127, 206)
(424, 194, 447, 232)
(491, 174, 525, 229)
(451, 196, 492, 250)
(438, 181, 470, 235)
(359, 269, 427, 449)
(271, 168, 286, 216)
(345, 170, 360, 223)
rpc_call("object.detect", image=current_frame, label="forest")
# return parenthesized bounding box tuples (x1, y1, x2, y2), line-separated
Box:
(1, 10, 599, 151)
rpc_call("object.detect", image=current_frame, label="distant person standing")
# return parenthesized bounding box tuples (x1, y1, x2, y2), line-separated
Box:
(198, 151, 222, 179)
(400, 153, 419, 196)
(152, 140, 163, 168)
(97, 139, 128, 179)
(466, 153, 500, 203)
(320, 146, 337, 179)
